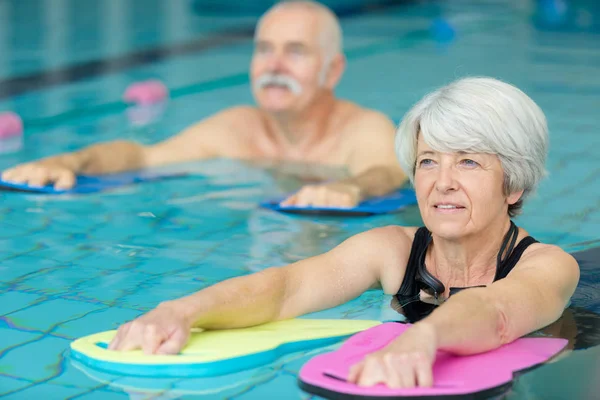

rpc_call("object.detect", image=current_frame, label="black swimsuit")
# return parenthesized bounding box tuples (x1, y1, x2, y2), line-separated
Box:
(393, 221, 539, 323)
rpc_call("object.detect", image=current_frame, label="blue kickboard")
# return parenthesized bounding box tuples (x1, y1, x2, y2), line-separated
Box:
(260, 188, 418, 216)
(0, 170, 189, 194)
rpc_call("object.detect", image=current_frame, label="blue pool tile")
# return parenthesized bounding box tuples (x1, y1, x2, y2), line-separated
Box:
(233, 372, 306, 400)
(24, 242, 96, 263)
(0, 326, 41, 354)
(0, 239, 40, 257)
(17, 266, 101, 296)
(1, 382, 87, 400)
(72, 271, 153, 304)
(0, 376, 32, 396)
(0, 256, 65, 284)
(87, 219, 155, 242)
(114, 285, 193, 310)
(70, 390, 129, 400)
(134, 258, 194, 276)
(0, 291, 43, 315)
(74, 251, 143, 273)
(280, 348, 336, 374)
(170, 370, 280, 398)
(0, 335, 70, 381)
(54, 307, 141, 339)
(114, 273, 212, 307)
(48, 357, 113, 389)
(7, 298, 105, 332)
(67, 360, 181, 394)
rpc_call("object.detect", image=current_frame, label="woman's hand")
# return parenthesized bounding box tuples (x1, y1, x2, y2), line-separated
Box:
(108, 301, 193, 355)
(347, 323, 438, 388)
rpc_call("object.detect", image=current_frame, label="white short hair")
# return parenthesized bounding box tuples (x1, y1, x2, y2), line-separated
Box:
(395, 77, 548, 217)
(255, 0, 343, 64)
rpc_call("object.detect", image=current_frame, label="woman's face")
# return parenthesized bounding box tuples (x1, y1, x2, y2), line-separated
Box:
(413, 135, 523, 240)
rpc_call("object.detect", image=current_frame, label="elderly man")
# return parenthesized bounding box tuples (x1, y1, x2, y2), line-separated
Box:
(1, 1, 406, 207)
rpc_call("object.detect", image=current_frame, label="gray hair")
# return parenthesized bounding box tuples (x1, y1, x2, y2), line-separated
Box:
(255, 0, 343, 66)
(395, 77, 548, 217)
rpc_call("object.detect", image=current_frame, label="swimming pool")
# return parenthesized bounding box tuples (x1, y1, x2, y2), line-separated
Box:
(1, 0, 599, 398)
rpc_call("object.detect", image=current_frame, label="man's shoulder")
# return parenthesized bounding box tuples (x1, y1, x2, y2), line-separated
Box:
(216, 105, 262, 122)
(206, 105, 264, 136)
(333, 101, 397, 144)
(336, 101, 396, 134)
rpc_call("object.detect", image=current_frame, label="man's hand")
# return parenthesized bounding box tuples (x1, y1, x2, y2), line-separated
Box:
(1, 162, 77, 189)
(280, 182, 363, 208)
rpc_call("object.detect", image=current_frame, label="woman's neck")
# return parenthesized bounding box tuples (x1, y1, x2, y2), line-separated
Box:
(428, 219, 515, 291)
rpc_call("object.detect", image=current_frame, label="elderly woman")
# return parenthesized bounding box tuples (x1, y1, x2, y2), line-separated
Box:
(108, 77, 580, 388)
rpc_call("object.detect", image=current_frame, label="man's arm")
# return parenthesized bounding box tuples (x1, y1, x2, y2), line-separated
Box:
(142, 106, 253, 167)
(280, 111, 407, 207)
(341, 111, 407, 200)
(1, 107, 249, 188)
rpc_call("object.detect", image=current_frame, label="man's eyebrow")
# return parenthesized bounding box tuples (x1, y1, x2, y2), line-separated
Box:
(285, 41, 308, 48)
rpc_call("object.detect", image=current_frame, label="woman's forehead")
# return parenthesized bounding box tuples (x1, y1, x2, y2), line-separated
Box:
(415, 137, 498, 160)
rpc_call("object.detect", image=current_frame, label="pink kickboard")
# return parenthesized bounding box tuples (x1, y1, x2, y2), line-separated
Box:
(298, 322, 568, 399)
(0, 112, 23, 139)
(123, 80, 168, 105)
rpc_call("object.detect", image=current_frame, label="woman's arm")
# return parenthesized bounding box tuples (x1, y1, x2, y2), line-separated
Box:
(349, 244, 580, 388)
(424, 244, 579, 354)
(108, 226, 411, 354)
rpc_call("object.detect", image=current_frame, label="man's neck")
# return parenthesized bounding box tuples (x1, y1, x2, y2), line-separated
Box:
(264, 93, 338, 151)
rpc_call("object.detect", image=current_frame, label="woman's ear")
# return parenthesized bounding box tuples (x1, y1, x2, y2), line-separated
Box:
(507, 189, 524, 205)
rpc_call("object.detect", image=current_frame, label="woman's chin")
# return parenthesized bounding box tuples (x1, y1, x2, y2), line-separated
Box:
(425, 219, 470, 240)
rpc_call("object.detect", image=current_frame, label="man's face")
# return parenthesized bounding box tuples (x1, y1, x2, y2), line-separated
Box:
(250, 8, 332, 114)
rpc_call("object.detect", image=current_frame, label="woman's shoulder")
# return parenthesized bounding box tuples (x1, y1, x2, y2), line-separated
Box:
(345, 225, 421, 295)
(347, 225, 420, 258)
(517, 227, 569, 258)
(363, 225, 420, 242)
(516, 237, 579, 275)
(512, 240, 580, 302)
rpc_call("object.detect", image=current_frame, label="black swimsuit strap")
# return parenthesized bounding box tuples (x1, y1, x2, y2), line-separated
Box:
(497, 220, 519, 267)
(396, 221, 539, 298)
(494, 235, 539, 280)
(394, 222, 539, 323)
(395, 227, 431, 297)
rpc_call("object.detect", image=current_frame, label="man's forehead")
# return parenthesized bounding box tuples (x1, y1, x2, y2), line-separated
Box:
(255, 37, 313, 48)
(256, 9, 321, 40)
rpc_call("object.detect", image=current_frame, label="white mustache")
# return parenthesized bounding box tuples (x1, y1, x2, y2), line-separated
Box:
(254, 73, 302, 95)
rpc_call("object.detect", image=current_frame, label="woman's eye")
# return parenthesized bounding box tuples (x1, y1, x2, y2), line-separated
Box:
(461, 159, 479, 167)
(418, 159, 433, 166)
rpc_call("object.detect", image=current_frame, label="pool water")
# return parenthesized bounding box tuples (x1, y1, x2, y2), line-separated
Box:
(0, 0, 599, 398)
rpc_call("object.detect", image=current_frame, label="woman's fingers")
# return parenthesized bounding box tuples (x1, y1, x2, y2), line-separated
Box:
(156, 328, 190, 355)
(414, 352, 434, 387)
(346, 349, 434, 389)
(107, 303, 191, 355)
(383, 353, 416, 388)
(356, 355, 387, 387)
